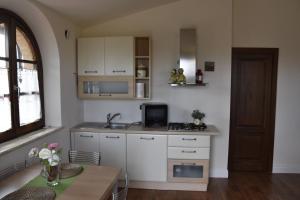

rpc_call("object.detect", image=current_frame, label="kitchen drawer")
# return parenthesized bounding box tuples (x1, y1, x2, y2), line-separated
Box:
(168, 147, 210, 159)
(168, 135, 210, 148)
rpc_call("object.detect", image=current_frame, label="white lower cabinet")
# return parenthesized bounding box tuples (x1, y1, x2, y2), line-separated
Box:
(127, 134, 167, 182)
(99, 133, 126, 178)
(73, 132, 99, 152)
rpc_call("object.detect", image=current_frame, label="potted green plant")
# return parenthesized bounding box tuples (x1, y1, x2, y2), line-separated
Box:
(191, 110, 205, 126)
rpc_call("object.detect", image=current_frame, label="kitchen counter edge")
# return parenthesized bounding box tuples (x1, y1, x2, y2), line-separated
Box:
(70, 124, 219, 136)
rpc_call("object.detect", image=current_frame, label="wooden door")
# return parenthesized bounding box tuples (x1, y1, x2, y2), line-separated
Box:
(229, 48, 278, 172)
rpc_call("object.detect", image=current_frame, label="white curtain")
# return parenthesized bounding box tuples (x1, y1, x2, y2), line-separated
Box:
(18, 68, 41, 126)
(0, 66, 11, 132)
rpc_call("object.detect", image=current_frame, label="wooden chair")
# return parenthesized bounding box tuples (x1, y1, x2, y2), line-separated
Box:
(0, 161, 26, 180)
(69, 150, 101, 165)
(112, 172, 129, 200)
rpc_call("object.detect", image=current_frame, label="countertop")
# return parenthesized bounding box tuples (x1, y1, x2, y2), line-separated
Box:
(70, 122, 219, 136)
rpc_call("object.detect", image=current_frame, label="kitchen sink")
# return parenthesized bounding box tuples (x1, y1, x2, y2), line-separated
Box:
(104, 123, 129, 129)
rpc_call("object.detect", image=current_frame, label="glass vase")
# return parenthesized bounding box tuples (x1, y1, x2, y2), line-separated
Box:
(46, 165, 60, 187)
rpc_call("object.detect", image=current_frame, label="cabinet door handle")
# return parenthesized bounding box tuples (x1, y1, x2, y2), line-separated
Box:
(140, 137, 155, 140)
(181, 163, 197, 166)
(80, 135, 93, 138)
(181, 150, 197, 153)
(84, 70, 98, 74)
(112, 70, 126, 73)
(99, 93, 112, 96)
(105, 136, 120, 139)
(182, 138, 197, 141)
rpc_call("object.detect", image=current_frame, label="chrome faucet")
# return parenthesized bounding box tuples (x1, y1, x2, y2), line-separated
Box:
(106, 113, 121, 125)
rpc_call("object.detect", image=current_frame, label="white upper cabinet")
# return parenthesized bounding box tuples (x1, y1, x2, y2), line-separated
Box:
(78, 37, 105, 76)
(104, 36, 134, 76)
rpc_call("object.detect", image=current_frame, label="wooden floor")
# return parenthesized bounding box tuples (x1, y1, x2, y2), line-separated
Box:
(127, 173, 300, 200)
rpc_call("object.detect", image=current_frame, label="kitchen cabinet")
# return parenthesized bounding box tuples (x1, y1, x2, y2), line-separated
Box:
(105, 36, 134, 76)
(73, 132, 99, 152)
(78, 37, 105, 76)
(78, 76, 134, 99)
(127, 134, 167, 182)
(99, 133, 126, 178)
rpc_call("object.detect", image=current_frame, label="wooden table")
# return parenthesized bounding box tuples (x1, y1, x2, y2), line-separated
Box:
(0, 165, 121, 200)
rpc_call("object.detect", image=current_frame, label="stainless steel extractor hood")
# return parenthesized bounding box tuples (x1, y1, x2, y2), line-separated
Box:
(180, 28, 197, 84)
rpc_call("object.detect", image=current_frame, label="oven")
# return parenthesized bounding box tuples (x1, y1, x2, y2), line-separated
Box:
(168, 159, 209, 183)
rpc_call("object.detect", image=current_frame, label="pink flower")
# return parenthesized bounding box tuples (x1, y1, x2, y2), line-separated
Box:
(48, 143, 59, 150)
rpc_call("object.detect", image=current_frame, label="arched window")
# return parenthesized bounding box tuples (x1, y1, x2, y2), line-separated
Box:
(0, 9, 44, 143)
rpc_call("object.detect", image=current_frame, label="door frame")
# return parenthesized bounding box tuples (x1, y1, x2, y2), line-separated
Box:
(228, 48, 279, 172)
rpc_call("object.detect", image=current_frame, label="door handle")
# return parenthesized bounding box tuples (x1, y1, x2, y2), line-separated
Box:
(181, 150, 197, 153)
(140, 137, 155, 140)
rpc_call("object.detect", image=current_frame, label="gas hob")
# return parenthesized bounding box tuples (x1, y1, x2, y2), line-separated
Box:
(168, 122, 207, 131)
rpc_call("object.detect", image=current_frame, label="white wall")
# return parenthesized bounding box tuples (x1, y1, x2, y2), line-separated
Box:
(233, 0, 300, 173)
(81, 0, 232, 177)
(33, 2, 83, 128)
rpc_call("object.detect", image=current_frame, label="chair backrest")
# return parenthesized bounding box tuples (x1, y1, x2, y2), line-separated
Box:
(112, 172, 129, 200)
(69, 150, 101, 166)
(0, 161, 26, 180)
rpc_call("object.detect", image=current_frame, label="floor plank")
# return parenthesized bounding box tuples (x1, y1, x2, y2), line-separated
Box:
(127, 173, 300, 200)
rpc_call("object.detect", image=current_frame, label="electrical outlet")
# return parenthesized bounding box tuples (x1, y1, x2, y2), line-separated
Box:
(205, 61, 215, 71)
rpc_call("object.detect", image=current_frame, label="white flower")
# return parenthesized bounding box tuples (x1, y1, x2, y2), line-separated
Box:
(28, 147, 39, 158)
(48, 154, 60, 166)
(39, 148, 52, 160)
(193, 118, 201, 126)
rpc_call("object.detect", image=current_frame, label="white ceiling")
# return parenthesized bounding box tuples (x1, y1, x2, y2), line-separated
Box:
(35, 0, 179, 27)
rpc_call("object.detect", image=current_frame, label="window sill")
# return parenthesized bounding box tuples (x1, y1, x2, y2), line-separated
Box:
(0, 126, 63, 156)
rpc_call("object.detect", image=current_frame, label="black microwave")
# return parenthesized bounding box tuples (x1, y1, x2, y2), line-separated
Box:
(140, 103, 168, 128)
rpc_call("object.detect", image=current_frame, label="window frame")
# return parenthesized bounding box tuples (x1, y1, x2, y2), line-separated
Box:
(0, 8, 45, 143)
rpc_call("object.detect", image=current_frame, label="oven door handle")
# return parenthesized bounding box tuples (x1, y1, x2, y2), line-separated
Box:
(181, 162, 197, 166)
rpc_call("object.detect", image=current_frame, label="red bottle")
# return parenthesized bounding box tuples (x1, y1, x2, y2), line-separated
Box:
(196, 69, 203, 84)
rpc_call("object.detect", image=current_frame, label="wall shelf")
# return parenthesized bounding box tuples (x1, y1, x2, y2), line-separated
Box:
(168, 83, 208, 87)
(135, 77, 150, 80)
(134, 37, 151, 99)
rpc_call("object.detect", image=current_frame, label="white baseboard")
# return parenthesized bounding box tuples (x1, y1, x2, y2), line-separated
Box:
(273, 164, 300, 173)
(210, 168, 228, 178)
